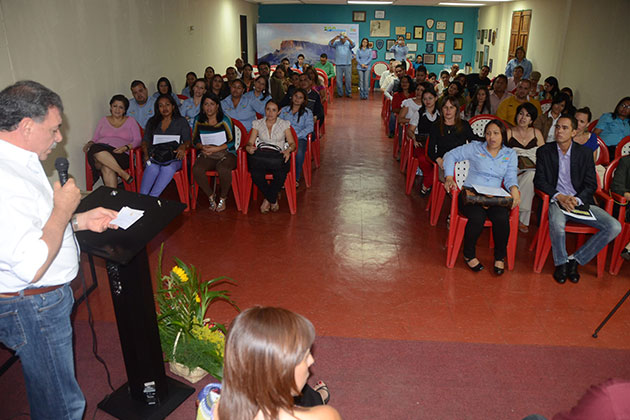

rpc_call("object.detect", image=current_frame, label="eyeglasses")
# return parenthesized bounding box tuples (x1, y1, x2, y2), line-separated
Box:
(620, 104, 630, 109)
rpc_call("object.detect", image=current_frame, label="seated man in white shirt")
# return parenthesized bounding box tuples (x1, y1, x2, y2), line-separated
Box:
(379, 59, 397, 93)
(384, 63, 405, 101)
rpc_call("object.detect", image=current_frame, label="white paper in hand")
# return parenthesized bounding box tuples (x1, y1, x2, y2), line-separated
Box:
(472, 184, 511, 197)
(153, 134, 180, 145)
(200, 131, 227, 146)
(110, 206, 144, 230)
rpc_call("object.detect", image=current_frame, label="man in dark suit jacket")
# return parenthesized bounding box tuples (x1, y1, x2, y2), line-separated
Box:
(534, 115, 621, 284)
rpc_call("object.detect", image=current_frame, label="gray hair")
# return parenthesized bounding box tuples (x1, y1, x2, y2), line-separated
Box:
(0, 80, 63, 131)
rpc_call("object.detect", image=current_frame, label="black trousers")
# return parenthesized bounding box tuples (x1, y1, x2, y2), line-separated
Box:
(249, 161, 290, 204)
(459, 195, 511, 260)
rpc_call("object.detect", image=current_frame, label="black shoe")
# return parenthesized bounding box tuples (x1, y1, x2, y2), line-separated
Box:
(553, 263, 568, 284)
(567, 259, 580, 283)
(464, 257, 484, 272)
(493, 259, 505, 276)
(622, 248, 630, 261)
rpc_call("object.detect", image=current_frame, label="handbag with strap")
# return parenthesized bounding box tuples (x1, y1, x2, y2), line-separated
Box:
(247, 144, 286, 170)
(461, 186, 513, 208)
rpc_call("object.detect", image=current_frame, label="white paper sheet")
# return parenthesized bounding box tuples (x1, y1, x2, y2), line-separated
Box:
(110, 206, 144, 230)
(560, 208, 596, 221)
(472, 184, 511, 197)
(200, 131, 227, 146)
(153, 134, 180, 145)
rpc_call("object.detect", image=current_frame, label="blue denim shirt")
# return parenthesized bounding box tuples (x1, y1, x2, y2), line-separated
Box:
(356, 48, 373, 71)
(243, 90, 271, 116)
(389, 44, 409, 62)
(279, 106, 314, 140)
(443, 141, 518, 190)
(595, 112, 630, 146)
(330, 38, 355, 65)
(221, 95, 257, 132)
(127, 96, 156, 129)
(504, 57, 533, 79)
(180, 98, 200, 128)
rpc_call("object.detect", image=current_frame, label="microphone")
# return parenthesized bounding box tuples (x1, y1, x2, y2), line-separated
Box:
(55, 157, 69, 186)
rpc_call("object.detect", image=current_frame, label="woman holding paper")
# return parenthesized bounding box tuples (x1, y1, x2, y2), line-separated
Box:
(140, 94, 191, 197)
(443, 120, 520, 275)
(191, 93, 237, 212)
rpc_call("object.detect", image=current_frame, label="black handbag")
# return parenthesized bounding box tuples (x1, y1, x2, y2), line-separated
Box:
(248, 148, 285, 170)
(150, 143, 177, 164)
(461, 186, 513, 208)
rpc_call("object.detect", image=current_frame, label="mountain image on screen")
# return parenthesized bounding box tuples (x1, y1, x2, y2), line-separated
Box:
(259, 40, 337, 65)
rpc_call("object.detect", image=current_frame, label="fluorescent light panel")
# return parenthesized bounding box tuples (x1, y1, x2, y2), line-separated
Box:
(347, 1, 394, 4)
(439, 2, 485, 5)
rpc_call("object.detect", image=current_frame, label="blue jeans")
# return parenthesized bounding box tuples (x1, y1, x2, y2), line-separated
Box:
(548, 201, 621, 266)
(0, 284, 85, 419)
(358, 69, 369, 99)
(336, 65, 352, 96)
(140, 159, 183, 197)
(295, 138, 308, 183)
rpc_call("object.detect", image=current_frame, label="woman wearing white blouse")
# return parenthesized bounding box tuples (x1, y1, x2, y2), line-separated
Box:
(246, 100, 296, 213)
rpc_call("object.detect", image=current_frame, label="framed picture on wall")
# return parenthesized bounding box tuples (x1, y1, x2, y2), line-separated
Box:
(405, 32, 411, 40)
(386, 39, 396, 50)
(437, 42, 445, 53)
(451, 54, 462, 63)
(406, 53, 415, 60)
(481, 29, 486, 43)
(413, 26, 424, 39)
(453, 38, 463, 50)
(437, 54, 446, 64)
(368, 41, 374, 48)
(352, 11, 366, 22)
(426, 32, 434, 42)
(372, 50, 377, 59)
(385, 52, 395, 60)
(489, 58, 494, 72)
(375, 39, 384, 50)
(375, 10, 385, 19)
(453, 21, 464, 34)
(483, 46, 489, 66)
(436, 21, 447, 30)
(407, 43, 417, 52)
(487, 29, 492, 42)
(395, 26, 406, 35)
(436, 32, 446, 41)
(492, 30, 497, 45)
(477, 30, 480, 39)
(423, 54, 435, 64)
(370, 20, 390, 37)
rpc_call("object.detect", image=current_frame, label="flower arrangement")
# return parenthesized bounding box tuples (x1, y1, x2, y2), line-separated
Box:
(155, 244, 237, 382)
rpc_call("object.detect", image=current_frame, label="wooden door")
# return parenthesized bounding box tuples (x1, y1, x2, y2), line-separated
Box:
(508, 10, 531, 61)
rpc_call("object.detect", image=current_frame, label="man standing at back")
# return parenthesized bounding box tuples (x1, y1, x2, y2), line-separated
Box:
(127, 80, 156, 129)
(328, 32, 355, 98)
(0, 80, 118, 419)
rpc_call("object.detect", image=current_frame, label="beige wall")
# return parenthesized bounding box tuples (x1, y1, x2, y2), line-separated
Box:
(0, 0, 258, 188)
(477, 0, 630, 118)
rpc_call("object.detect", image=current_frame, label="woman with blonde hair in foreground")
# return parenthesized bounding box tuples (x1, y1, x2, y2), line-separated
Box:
(197, 307, 342, 420)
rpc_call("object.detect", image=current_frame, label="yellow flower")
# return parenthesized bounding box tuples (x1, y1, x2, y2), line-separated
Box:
(172, 266, 188, 283)
(195, 293, 201, 303)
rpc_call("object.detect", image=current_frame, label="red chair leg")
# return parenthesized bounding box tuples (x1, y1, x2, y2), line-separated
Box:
(430, 186, 446, 226)
(610, 225, 630, 274)
(399, 137, 409, 173)
(405, 158, 419, 195)
(507, 208, 519, 270)
(173, 173, 190, 211)
(534, 228, 552, 273)
(313, 139, 321, 168)
(447, 217, 468, 268)
(303, 141, 312, 188)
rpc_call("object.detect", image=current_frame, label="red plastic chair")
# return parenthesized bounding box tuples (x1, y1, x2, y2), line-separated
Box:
(240, 126, 298, 214)
(605, 159, 630, 274)
(177, 94, 188, 101)
(393, 115, 405, 159)
(315, 69, 329, 120)
(587, 119, 599, 132)
(595, 136, 610, 166)
(134, 147, 191, 211)
(615, 136, 630, 159)
(468, 114, 509, 138)
(189, 119, 248, 211)
(312, 120, 322, 169)
(370, 61, 389, 93)
(404, 137, 422, 195)
(399, 124, 410, 172)
(85, 147, 138, 192)
(383, 98, 392, 136)
(531, 188, 614, 278)
(445, 161, 519, 269)
(540, 99, 552, 114)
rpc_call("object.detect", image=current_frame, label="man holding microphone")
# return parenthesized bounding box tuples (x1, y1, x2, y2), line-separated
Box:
(0, 80, 118, 419)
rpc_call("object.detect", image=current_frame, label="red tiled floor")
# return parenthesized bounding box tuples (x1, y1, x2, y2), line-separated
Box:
(75, 92, 630, 351)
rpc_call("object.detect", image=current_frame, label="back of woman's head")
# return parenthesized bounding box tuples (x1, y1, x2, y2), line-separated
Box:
(220, 307, 316, 420)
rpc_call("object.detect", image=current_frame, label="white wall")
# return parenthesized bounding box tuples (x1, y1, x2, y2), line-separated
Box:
(477, 0, 630, 118)
(0, 0, 258, 188)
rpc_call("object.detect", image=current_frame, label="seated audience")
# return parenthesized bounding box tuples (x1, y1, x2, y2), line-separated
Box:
(140, 94, 191, 197)
(305, 66, 328, 105)
(506, 102, 545, 233)
(392, 75, 415, 120)
(234, 57, 245, 77)
(428, 72, 438, 86)
(438, 81, 465, 109)
(245, 100, 296, 213)
(152, 76, 181, 105)
(196, 306, 341, 420)
(414, 65, 428, 85)
(542, 76, 560, 101)
(611, 155, 630, 260)
(448, 64, 460, 81)
(242, 63, 255, 92)
(225, 67, 238, 87)
(378, 59, 397, 92)
(127, 80, 156, 129)
(505, 46, 532, 79)
(384, 63, 405, 100)
(573, 107, 599, 153)
(298, 73, 325, 123)
(593, 96, 630, 158)
(221, 79, 257, 132)
(466, 65, 491, 94)
(534, 93, 570, 142)
(413, 55, 424, 71)
(84, 94, 141, 188)
(294, 53, 306, 72)
(191, 93, 237, 212)
(204, 66, 215, 88)
(489, 74, 511, 115)
(399, 82, 427, 125)
(528, 71, 544, 100)
(279, 88, 314, 187)
(435, 70, 451, 96)
(270, 67, 288, 103)
(560, 87, 577, 115)
(313, 53, 335, 82)
(408, 87, 440, 195)
(180, 78, 207, 128)
(497, 80, 542, 127)
(455, 73, 470, 100)
(210, 74, 229, 100)
(443, 120, 520, 274)
(534, 115, 621, 283)
(243, 75, 272, 116)
(462, 86, 492, 120)
(181, 71, 197, 98)
(506, 65, 524, 93)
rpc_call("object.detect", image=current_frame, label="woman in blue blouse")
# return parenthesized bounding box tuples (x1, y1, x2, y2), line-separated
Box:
(152, 76, 181, 106)
(180, 78, 207, 128)
(593, 96, 630, 158)
(243, 75, 271, 116)
(356, 38, 373, 100)
(180, 71, 197, 98)
(279, 88, 314, 187)
(443, 120, 521, 275)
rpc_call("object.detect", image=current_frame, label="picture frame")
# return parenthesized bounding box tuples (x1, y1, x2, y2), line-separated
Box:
(423, 54, 435, 65)
(451, 54, 462, 63)
(425, 43, 434, 53)
(407, 43, 417, 52)
(369, 20, 390, 37)
(492, 30, 497, 45)
(426, 31, 434, 42)
(385, 52, 395, 60)
(395, 26, 406, 36)
(405, 32, 411, 40)
(436, 21, 447, 30)
(477, 30, 480, 40)
(481, 29, 486, 44)
(371, 50, 378, 59)
(386, 39, 396, 50)
(413, 26, 424, 39)
(453, 38, 463, 50)
(426, 18, 434, 29)
(352, 11, 366, 22)
(453, 21, 464, 34)
(437, 54, 446, 64)
(487, 29, 492, 42)
(374, 10, 385, 19)
(436, 32, 446, 41)
(406, 53, 415, 61)
(368, 41, 374, 49)
(483, 45, 489, 66)
(489, 58, 494, 72)
(437, 42, 445, 53)
(375, 39, 384, 50)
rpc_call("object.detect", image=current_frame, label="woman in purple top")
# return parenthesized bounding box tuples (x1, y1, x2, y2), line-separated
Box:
(83, 94, 142, 188)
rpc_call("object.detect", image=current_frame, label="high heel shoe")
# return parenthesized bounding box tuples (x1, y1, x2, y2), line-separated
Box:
(493, 259, 505, 275)
(464, 257, 484, 272)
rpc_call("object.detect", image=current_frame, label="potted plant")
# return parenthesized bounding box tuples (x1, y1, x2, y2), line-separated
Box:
(155, 244, 238, 383)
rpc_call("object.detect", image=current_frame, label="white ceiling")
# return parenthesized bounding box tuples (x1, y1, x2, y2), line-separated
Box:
(247, 0, 511, 5)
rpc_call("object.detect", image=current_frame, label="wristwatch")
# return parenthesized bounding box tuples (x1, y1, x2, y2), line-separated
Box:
(71, 214, 79, 232)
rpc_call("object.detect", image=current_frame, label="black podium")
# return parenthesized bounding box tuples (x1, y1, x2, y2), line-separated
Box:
(76, 187, 194, 420)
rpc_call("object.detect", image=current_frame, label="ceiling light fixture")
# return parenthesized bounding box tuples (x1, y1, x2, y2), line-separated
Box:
(439, 2, 485, 5)
(347, 1, 394, 5)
